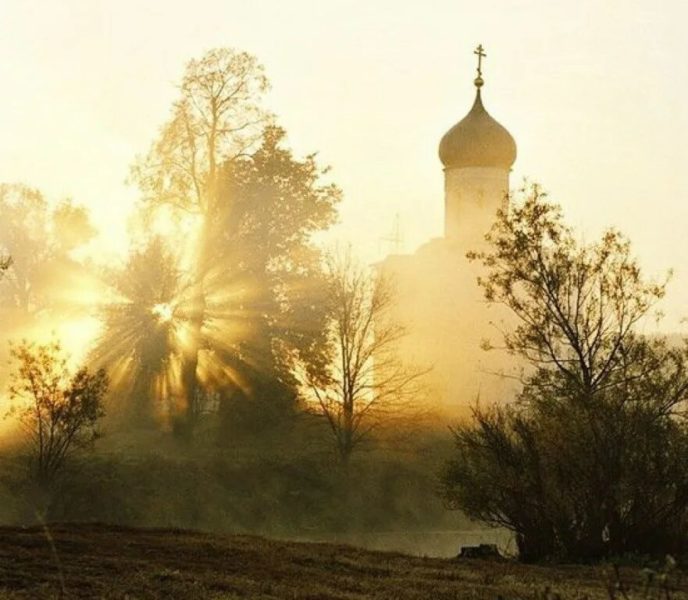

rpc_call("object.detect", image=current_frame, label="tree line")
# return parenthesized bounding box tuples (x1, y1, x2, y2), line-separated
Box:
(2, 47, 688, 564)
(0, 48, 422, 508)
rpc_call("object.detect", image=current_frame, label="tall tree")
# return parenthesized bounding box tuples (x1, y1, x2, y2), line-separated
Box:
(208, 127, 339, 432)
(304, 251, 425, 463)
(131, 48, 271, 436)
(442, 184, 688, 561)
(0, 184, 96, 321)
(128, 49, 340, 437)
(92, 237, 182, 426)
(131, 48, 271, 216)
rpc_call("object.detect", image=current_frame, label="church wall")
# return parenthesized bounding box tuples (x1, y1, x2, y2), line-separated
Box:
(377, 69, 519, 419)
(379, 241, 519, 418)
(444, 166, 509, 246)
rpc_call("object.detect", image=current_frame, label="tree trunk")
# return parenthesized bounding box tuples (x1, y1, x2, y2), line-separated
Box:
(174, 219, 211, 440)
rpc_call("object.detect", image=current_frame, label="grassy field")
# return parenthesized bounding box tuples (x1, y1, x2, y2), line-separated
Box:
(0, 523, 685, 600)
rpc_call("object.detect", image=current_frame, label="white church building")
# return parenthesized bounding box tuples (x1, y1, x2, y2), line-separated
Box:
(379, 46, 519, 415)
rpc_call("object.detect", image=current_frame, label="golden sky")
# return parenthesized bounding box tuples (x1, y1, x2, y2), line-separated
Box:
(1, 0, 687, 330)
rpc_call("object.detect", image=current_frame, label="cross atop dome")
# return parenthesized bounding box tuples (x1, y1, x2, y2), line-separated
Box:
(473, 44, 486, 88)
(438, 44, 517, 239)
(438, 45, 516, 171)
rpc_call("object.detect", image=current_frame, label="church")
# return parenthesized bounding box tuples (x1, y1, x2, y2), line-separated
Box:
(379, 46, 519, 415)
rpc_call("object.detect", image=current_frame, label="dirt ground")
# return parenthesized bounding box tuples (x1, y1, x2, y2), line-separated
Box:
(0, 523, 683, 599)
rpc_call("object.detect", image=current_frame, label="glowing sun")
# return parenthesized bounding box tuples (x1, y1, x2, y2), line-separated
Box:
(152, 302, 174, 323)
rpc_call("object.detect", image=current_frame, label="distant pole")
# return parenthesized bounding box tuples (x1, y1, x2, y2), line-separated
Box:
(381, 213, 404, 255)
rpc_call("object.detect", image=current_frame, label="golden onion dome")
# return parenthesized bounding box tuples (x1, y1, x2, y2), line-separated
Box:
(439, 81, 517, 170)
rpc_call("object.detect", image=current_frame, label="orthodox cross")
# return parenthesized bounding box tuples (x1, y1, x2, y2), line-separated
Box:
(474, 44, 486, 78)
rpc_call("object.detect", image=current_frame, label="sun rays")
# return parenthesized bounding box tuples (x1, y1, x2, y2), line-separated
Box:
(152, 302, 174, 323)
(87, 241, 275, 429)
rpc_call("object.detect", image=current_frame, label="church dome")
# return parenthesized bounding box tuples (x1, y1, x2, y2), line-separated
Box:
(439, 88, 517, 170)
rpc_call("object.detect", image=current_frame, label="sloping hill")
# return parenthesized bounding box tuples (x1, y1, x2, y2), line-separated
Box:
(0, 524, 681, 599)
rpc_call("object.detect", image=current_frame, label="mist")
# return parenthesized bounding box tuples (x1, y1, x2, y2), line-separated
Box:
(0, 47, 506, 561)
(2, 11, 688, 587)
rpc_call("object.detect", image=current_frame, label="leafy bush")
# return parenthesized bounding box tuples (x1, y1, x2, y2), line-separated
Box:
(442, 185, 688, 562)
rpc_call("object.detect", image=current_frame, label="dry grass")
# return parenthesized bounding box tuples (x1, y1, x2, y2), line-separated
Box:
(0, 524, 684, 599)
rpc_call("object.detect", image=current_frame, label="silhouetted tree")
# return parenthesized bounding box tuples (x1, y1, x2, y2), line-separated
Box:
(0, 184, 98, 388)
(304, 251, 425, 464)
(0, 184, 96, 321)
(129, 49, 340, 438)
(9, 340, 108, 493)
(92, 238, 182, 426)
(441, 184, 688, 561)
(131, 48, 272, 436)
(469, 182, 669, 396)
(209, 126, 339, 440)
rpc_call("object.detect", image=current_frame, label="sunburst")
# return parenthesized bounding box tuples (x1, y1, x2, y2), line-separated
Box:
(152, 302, 174, 323)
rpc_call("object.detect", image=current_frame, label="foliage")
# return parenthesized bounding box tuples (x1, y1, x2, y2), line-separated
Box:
(468, 183, 669, 394)
(12, 439, 456, 538)
(51, 199, 97, 252)
(0, 184, 98, 387)
(92, 237, 181, 425)
(8, 340, 108, 489)
(129, 47, 273, 436)
(442, 184, 688, 562)
(208, 127, 340, 431)
(101, 126, 341, 436)
(131, 47, 271, 216)
(304, 250, 425, 463)
(0, 183, 96, 319)
(126, 49, 339, 438)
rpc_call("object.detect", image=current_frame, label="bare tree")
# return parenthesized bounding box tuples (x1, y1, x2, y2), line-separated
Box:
(305, 251, 426, 463)
(8, 340, 108, 491)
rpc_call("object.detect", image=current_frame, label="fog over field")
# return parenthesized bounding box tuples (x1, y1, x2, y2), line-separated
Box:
(1, 3, 688, 597)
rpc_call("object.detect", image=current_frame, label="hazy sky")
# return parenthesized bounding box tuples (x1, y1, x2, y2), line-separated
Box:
(1, 0, 687, 329)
